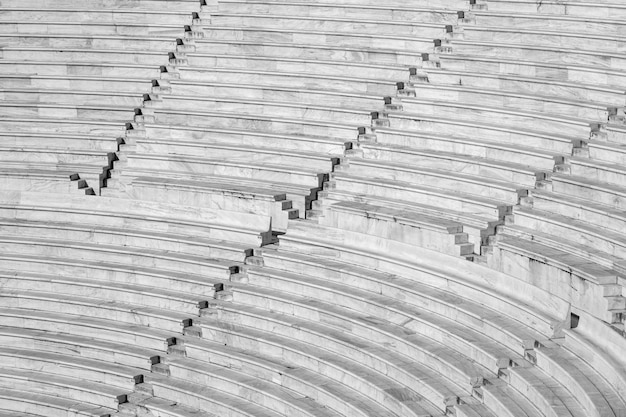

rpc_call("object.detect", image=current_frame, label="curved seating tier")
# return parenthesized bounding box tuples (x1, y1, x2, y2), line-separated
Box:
(2, 0, 626, 416)
(0, 0, 202, 195)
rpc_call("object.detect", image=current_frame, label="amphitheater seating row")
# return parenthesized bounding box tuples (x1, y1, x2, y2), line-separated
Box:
(2, 0, 626, 416)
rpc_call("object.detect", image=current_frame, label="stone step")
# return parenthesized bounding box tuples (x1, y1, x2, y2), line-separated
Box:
(357, 140, 546, 185)
(0, 347, 144, 390)
(419, 66, 625, 108)
(1, 47, 172, 66)
(480, 0, 626, 19)
(0, 326, 158, 371)
(208, 13, 450, 38)
(145, 122, 350, 155)
(0, 367, 128, 410)
(0, 8, 193, 25)
(330, 171, 510, 219)
(197, 309, 453, 416)
(0, 387, 116, 417)
(0, 271, 209, 315)
(450, 39, 626, 74)
(144, 372, 291, 417)
(279, 219, 567, 341)
(318, 199, 473, 256)
(160, 94, 373, 125)
(168, 80, 383, 110)
(438, 52, 626, 91)
(467, 9, 626, 37)
(372, 127, 558, 171)
(178, 66, 397, 96)
(341, 156, 526, 204)
(217, 1, 460, 24)
(0, 289, 195, 334)
(383, 112, 575, 154)
(105, 174, 299, 232)
(319, 187, 494, 246)
(193, 38, 426, 66)
(406, 82, 609, 121)
(200, 26, 435, 52)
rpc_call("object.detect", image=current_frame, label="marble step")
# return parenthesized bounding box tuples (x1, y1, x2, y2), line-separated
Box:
(122, 396, 220, 417)
(417, 67, 625, 107)
(383, 112, 575, 154)
(0, 387, 115, 417)
(330, 171, 509, 219)
(437, 53, 626, 90)
(143, 373, 292, 417)
(181, 337, 410, 417)
(394, 98, 592, 139)
(0, 88, 144, 107)
(279, 220, 568, 341)
(217, 0, 459, 24)
(159, 94, 373, 125)
(244, 262, 517, 374)
(569, 156, 626, 188)
(123, 153, 326, 190)
(319, 188, 493, 247)
(338, 157, 523, 203)
(0, 233, 239, 279)
(104, 173, 299, 231)
(535, 342, 626, 417)
(450, 39, 626, 72)
(194, 39, 426, 66)
(136, 139, 338, 172)
(0, 271, 210, 315)
(406, 82, 609, 121)
(0, 46, 171, 66)
(144, 122, 349, 155)
(0, 32, 179, 51)
(0, 326, 159, 371)
(0, 307, 176, 351)
(178, 66, 398, 96)
(563, 324, 626, 406)
(526, 188, 626, 235)
(371, 127, 559, 171)
(552, 173, 626, 210)
(462, 25, 626, 54)
(511, 205, 626, 261)
(0, 289, 195, 334)
(0, 131, 119, 152)
(0, 74, 152, 94)
(0, 7, 192, 24)
(0, 0, 201, 11)
(200, 26, 435, 52)
(318, 199, 473, 256)
(358, 140, 547, 185)
(0, 367, 128, 410)
(0, 60, 164, 79)
(185, 53, 408, 81)
(197, 308, 454, 416)
(167, 80, 383, 110)
(488, 234, 624, 324)
(152, 108, 359, 141)
(258, 0, 467, 7)
(481, 0, 626, 19)
(208, 13, 450, 38)
(228, 280, 500, 387)
(588, 140, 626, 165)
(467, 9, 626, 37)
(0, 347, 144, 390)
(164, 356, 344, 417)
(0, 190, 271, 245)
(0, 168, 89, 195)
